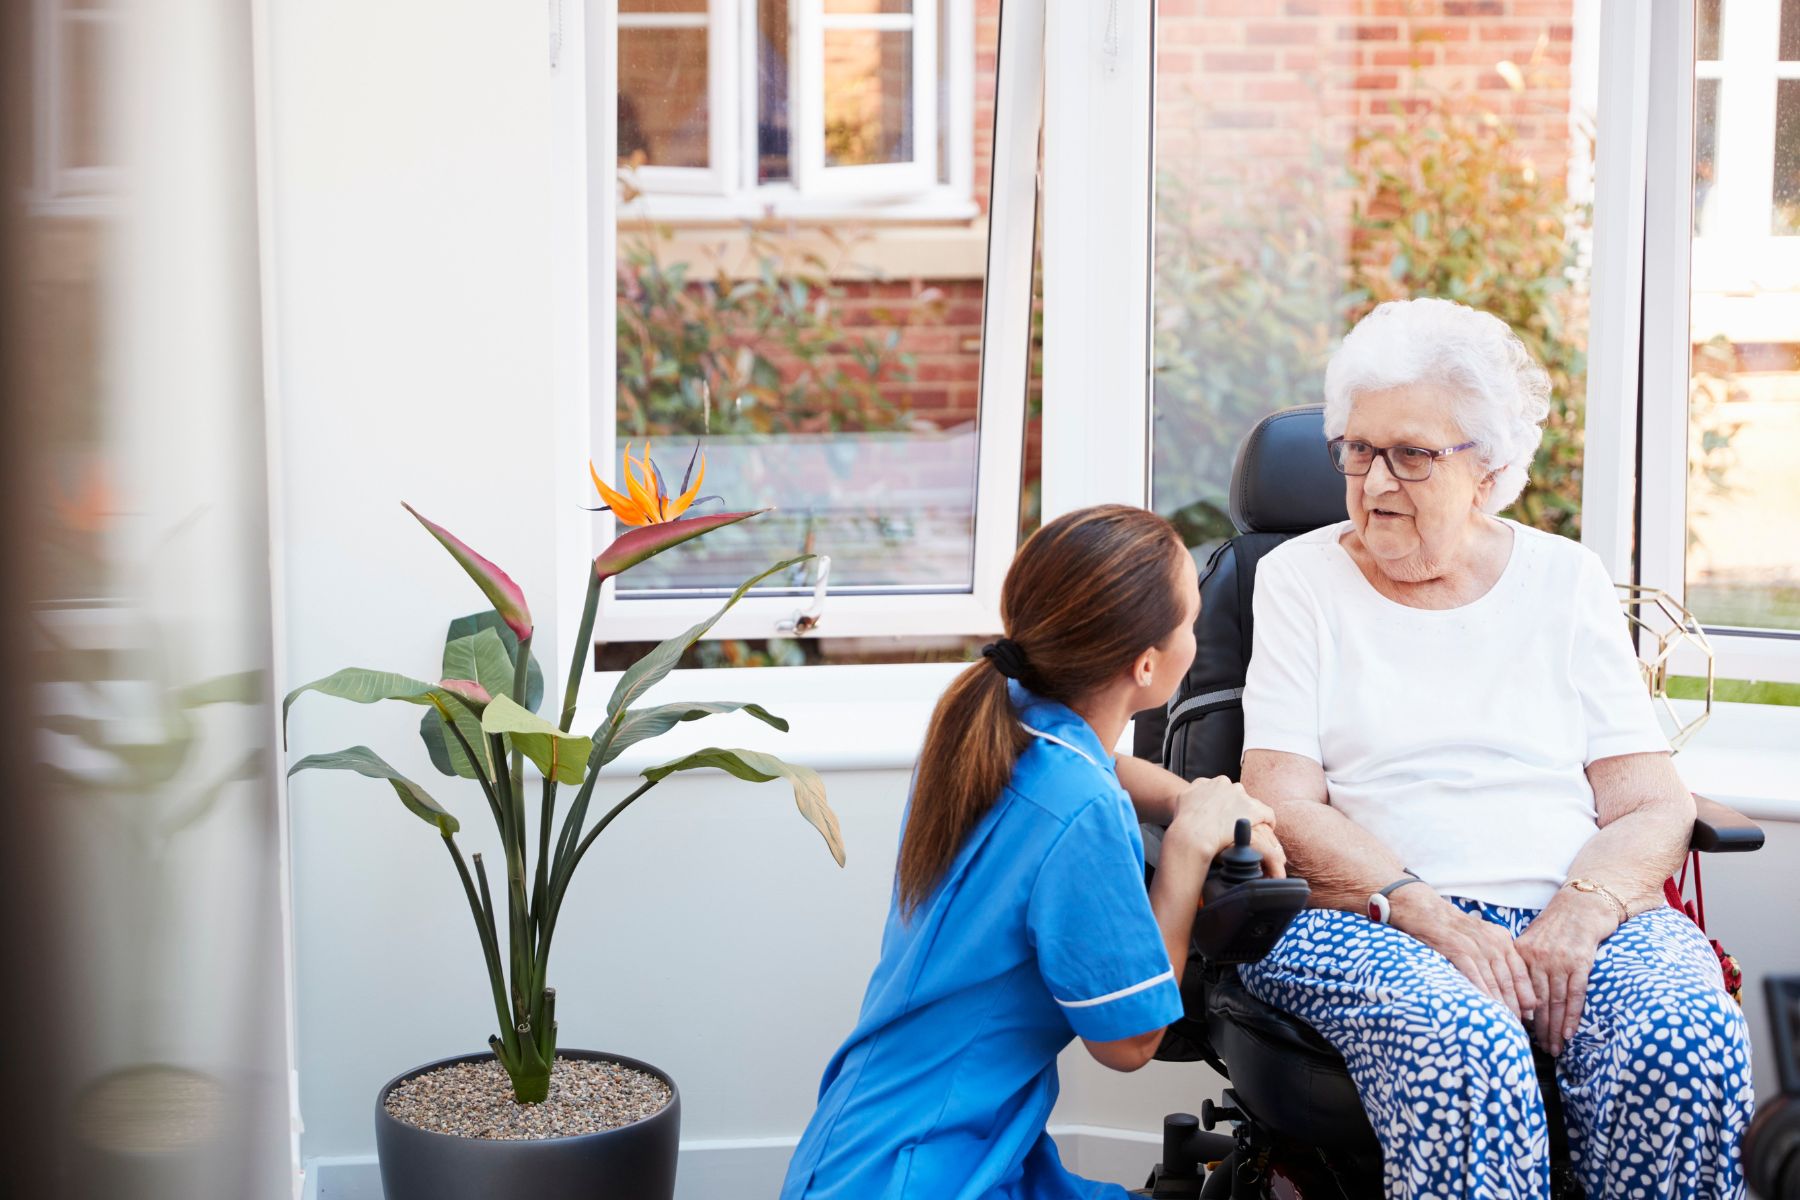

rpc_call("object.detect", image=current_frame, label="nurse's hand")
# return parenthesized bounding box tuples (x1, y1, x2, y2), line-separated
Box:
(1169, 777, 1283, 877)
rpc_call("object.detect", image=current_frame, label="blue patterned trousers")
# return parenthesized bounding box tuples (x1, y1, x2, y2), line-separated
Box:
(1239, 901, 1754, 1199)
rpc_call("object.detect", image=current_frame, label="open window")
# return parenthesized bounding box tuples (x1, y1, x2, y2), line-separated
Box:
(593, 0, 1038, 650)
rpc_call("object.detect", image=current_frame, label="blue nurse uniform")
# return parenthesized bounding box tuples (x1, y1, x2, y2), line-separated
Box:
(780, 681, 1184, 1200)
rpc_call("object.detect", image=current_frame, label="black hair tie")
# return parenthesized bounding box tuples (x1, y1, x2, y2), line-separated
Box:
(981, 638, 1029, 681)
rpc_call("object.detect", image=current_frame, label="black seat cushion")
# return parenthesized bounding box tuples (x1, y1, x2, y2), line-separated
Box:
(1205, 968, 1381, 1157)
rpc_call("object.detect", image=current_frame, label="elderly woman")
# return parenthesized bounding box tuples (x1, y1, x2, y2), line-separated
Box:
(1238, 298, 1754, 1199)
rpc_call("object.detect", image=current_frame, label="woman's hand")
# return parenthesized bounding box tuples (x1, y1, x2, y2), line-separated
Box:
(1167, 776, 1284, 877)
(1513, 891, 1618, 1055)
(1388, 888, 1538, 1023)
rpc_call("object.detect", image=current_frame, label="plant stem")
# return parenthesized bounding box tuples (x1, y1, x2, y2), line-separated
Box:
(531, 776, 556, 934)
(445, 836, 516, 1061)
(560, 570, 602, 733)
(441, 709, 506, 834)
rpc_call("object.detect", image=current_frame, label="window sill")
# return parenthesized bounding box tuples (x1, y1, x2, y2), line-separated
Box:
(619, 188, 982, 227)
(582, 662, 965, 777)
(1667, 699, 1800, 824)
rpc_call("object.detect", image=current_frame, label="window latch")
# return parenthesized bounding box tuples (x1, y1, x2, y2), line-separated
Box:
(776, 556, 830, 637)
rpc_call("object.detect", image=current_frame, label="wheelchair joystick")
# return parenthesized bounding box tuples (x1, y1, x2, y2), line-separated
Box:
(1143, 1110, 1236, 1198)
(1213, 819, 1262, 888)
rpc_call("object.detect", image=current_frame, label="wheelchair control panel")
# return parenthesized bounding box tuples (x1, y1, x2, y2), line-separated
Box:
(1191, 819, 1311, 965)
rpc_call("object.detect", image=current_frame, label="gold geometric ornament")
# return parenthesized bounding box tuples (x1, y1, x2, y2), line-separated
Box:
(1616, 583, 1713, 752)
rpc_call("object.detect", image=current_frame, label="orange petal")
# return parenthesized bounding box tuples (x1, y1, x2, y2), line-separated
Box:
(591, 456, 652, 526)
(622, 442, 664, 523)
(663, 452, 706, 520)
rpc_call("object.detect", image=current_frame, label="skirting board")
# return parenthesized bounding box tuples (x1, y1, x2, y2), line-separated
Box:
(302, 1124, 1164, 1199)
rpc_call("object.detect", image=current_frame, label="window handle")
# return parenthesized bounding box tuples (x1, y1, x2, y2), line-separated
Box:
(776, 556, 830, 637)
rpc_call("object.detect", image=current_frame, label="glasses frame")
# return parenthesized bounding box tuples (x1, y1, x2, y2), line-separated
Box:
(1325, 437, 1479, 482)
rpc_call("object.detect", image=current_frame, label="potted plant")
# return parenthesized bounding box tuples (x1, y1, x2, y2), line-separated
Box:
(283, 444, 844, 1200)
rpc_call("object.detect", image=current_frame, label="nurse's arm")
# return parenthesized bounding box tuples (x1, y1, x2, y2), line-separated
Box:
(1115, 754, 1186, 826)
(1081, 814, 1216, 1072)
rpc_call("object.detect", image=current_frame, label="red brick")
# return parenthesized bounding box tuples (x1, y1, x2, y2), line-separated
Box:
(1245, 22, 1320, 45)
(1410, 22, 1473, 42)
(1244, 78, 1319, 102)
(1201, 50, 1277, 71)
(1480, 24, 1545, 42)
(1352, 71, 1401, 90)
(1341, 23, 1399, 42)
(1444, 1, 1505, 15)
(1372, 45, 1436, 67)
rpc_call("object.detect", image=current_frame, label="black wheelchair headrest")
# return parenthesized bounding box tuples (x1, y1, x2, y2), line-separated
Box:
(1228, 405, 1348, 535)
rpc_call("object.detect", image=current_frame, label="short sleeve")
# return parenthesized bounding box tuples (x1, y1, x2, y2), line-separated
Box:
(1572, 552, 1669, 763)
(1242, 551, 1324, 763)
(1026, 799, 1182, 1043)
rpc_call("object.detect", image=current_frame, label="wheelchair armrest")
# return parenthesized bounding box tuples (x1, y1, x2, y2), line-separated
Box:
(1692, 794, 1764, 854)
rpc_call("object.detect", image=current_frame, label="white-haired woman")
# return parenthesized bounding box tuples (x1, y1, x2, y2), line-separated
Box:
(1239, 298, 1753, 1198)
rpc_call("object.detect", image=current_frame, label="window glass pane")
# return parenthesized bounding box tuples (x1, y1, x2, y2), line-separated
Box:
(1696, 78, 1721, 235)
(826, 1, 913, 13)
(824, 29, 915, 167)
(1686, 51, 1800, 630)
(1776, 80, 1800, 236)
(618, 28, 709, 168)
(1698, 0, 1724, 61)
(1151, 10, 1599, 551)
(757, 0, 792, 181)
(1781, 0, 1800, 60)
(608, 5, 996, 637)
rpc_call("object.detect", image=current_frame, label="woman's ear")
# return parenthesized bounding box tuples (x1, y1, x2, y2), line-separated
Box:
(1133, 648, 1157, 690)
(1474, 466, 1498, 509)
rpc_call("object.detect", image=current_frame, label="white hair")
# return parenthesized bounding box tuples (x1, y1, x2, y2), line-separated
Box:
(1321, 298, 1551, 512)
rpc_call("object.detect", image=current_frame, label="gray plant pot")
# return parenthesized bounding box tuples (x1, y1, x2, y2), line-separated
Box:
(374, 1049, 680, 1200)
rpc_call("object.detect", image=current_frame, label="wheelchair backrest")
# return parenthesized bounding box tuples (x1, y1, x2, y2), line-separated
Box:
(1132, 405, 1348, 778)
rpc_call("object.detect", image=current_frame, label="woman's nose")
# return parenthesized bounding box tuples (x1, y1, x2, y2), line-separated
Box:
(1363, 455, 1401, 495)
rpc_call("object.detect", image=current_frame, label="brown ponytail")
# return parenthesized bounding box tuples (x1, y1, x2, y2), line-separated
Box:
(897, 504, 1190, 915)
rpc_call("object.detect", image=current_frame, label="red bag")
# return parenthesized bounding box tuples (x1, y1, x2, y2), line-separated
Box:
(1664, 850, 1744, 1003)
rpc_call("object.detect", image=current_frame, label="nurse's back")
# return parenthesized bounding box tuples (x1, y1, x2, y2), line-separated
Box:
(780, 505, 1279, 1200)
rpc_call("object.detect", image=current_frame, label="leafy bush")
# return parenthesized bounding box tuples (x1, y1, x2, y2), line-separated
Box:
(615, 218, 942, 440)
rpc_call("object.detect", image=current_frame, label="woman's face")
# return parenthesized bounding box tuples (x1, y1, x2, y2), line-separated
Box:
(1146, 550, 1201, 705)
(1341, 383, 1493, 581)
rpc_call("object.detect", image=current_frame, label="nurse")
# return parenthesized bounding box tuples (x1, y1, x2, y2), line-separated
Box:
(781, 504, 1282, 1200)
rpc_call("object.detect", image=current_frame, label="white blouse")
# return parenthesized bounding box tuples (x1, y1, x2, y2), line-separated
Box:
(1242, 519, 1669, 910)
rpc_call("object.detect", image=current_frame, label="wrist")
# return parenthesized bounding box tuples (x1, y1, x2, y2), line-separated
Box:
(1556, 880, 1626, 937)
(1383, 880, 1443, 932)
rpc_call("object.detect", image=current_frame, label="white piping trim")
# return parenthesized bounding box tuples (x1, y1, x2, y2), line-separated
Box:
(1054, 969, 1176, 1010)
(1019, 722, 1101, 768)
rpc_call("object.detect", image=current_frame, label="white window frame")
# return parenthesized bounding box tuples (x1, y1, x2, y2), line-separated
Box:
(579, 0, 1039, 646)
(1692, 0, 1800, 311)
(618, 0, 977, 222)
(28, 0, 123, 218)
(1633, 0, 1800, 684)
(618, 1, 740, 196)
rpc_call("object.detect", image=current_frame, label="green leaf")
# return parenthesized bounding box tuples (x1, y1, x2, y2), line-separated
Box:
(288, 745, 460, 834)
(642, 746, 843, 867)
(443, 612, 544, 711)
(443, 627, 517, 705)
(606, 556, 812, 720)
(282, 668, 457, 748)
(420, 705, 495, 779)
(599, 700, 787, 767)
(481, 694, 592, 785)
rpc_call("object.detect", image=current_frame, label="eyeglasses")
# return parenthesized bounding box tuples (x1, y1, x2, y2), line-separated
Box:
(1326, 437, 1478, 482)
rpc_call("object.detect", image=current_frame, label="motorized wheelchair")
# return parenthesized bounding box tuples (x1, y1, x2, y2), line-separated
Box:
(1131, 405, 1767, 1199)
